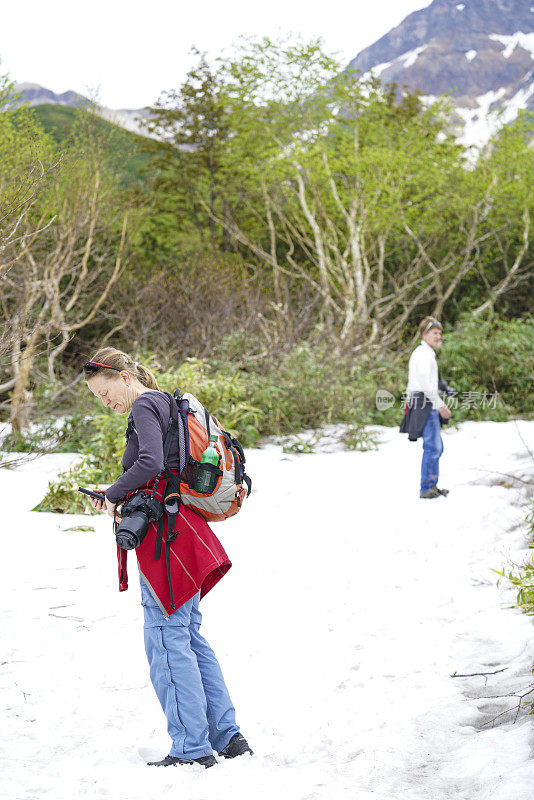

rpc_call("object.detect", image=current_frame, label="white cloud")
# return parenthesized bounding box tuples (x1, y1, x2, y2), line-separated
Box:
(456, 4, 465, 10)
(465, 50, 477, 62)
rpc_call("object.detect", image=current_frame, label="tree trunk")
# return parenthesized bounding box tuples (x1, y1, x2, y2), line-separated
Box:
(10, 335, 38, 433)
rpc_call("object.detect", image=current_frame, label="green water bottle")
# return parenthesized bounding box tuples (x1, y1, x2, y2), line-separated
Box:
(195, 435, 220, 493)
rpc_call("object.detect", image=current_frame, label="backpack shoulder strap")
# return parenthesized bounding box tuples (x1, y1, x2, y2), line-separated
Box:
(160, 390, 190, 476)
(204, 408, 211, 438)
(162, 392, 178, 472)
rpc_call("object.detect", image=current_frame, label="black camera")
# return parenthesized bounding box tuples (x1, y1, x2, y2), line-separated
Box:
(115, 490, 164, 551)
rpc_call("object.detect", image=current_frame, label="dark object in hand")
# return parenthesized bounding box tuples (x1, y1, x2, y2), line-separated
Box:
(438, 379, 456, 397)
(78, 487, 106, 502)
(115, 490, 164, 551)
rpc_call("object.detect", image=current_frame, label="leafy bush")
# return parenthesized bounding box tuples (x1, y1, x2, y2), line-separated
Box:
(498, 501, 534, 615)
(281, 436, 318, 455)
(34, 317, 532, 514)
(438, 316, 534, 419)
(278, 424, 381, 454)
(160, 358, 263, 444)
(33, 461, 100, 514)
(0, 413, 90, 454)
(244, 343, 405, 436)
(340, 425, 381, 452)
(35, 410, 127, 513)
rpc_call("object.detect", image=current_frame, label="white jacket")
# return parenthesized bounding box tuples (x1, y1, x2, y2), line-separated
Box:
(406, 340, 444, 409)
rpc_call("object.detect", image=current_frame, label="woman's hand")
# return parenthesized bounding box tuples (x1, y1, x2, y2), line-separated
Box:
(105, 496, 122, 522)
(89, 489, 107, 512)
(89, 489, 122, 522)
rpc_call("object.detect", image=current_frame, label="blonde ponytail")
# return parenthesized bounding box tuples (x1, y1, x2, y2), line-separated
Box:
(83, 347, 159, 390)
(136, 363, 159, 390)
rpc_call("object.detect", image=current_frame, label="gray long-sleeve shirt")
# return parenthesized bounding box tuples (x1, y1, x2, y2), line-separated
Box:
(105, 390, 180, 503)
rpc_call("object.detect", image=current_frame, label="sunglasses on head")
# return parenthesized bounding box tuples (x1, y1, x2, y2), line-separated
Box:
(424, 321, 442, 333)
(83, 361, 122, 375)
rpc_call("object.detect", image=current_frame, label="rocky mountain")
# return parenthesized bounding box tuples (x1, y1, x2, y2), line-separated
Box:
(14, 82, 150, 137)
(348, 0, 534, 146)
(15, 1, 534, 148)
(16, 82, 84, 107)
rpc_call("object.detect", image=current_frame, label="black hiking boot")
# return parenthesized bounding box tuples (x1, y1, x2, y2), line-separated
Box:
(437, 487, 449, 496)
(219, 733, 254, 759)
(147, 754, 217, 768)
(420, 486, 441, 499)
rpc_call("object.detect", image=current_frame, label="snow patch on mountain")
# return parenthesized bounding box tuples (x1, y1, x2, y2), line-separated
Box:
(456, 88, 507, 147)
(501, 80, 534, 124)
(348, 0, 534, 149)
(399, 45, 428, 68)
(489, 32, 534, 59)
(362, 46, 427, 81)
(456, 80, 534, 148)
(99, 107, 151, 137)
(362, 60, 392, 80)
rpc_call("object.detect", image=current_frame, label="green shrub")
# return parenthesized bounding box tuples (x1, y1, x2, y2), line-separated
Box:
(35, 410, 127, 513)
(159, 358, 263, 445)
(34, 317, 531, 514)
(244, 343, 405, 436)
(340, 424, 381, 452)
(278, 424, 380, 455)
(498, 501, 534, 615)
(281, 436, 318, 455)
(438, 316, 534, 419)
(33, 461, 99, 514)
(1, 413, 90, 454)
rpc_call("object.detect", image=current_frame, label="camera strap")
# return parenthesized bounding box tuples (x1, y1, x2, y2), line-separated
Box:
(164, 524, 179, 610)
(165, 538, 175, 610)
(154, 514, 164, 560)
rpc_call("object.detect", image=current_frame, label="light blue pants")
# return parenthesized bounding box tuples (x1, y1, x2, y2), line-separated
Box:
(421, 409, 444, 492)
(140, 576, 240, 759)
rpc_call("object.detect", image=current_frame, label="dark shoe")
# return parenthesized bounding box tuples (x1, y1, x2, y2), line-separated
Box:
(147, 754, 217, 768)
(219, 733, 254, 759)
(420, 486, 441, 499)
(437, 487, 449, 496)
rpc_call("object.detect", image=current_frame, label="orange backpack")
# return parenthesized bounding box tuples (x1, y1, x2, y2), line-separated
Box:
(163, 390, 251, 523)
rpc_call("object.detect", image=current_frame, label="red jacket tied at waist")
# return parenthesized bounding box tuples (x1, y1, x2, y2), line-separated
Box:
(116, 475, 231, 617)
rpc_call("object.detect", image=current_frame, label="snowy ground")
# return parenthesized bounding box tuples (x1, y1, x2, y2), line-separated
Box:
(1, 420, 534, 800)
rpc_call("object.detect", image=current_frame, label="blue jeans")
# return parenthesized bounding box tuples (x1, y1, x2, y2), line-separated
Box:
(140, 576, 240, 759)
(421, 409, 444, 492)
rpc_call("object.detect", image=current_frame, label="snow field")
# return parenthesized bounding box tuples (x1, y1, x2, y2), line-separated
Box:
(1, 421, 534, 799)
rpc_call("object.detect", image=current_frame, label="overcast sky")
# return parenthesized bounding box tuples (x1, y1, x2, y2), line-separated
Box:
(0, 0, 432, 109)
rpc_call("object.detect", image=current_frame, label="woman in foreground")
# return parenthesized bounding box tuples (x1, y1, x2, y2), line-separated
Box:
(83, 347, 252, 769)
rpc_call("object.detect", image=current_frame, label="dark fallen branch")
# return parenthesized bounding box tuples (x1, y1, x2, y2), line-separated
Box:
(451, 667, 508, 679)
